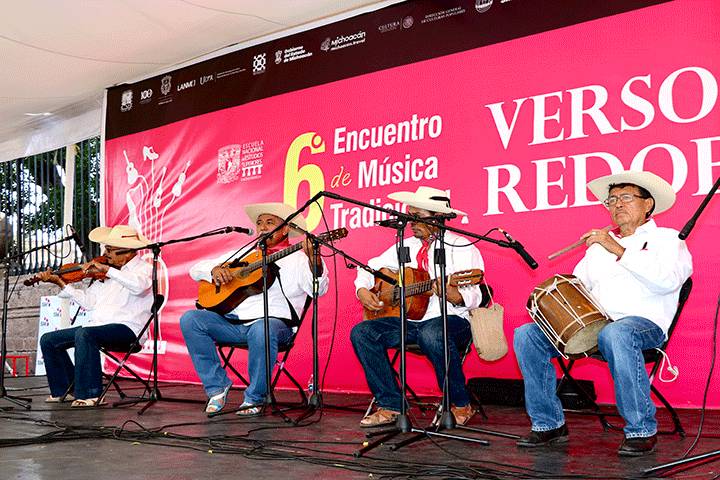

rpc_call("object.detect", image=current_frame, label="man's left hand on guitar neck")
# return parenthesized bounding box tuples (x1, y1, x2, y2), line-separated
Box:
(432, 280, 465, 306)
(302, 237, 323, 275)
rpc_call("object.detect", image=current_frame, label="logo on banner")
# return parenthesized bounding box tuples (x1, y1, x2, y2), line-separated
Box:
(320, 31, 367, 52)
(199, 74, 214, 85)
(176, 79, 196, 92)
(160, 75, 172, 96)
(378, 20, 401, 33)
(218, 144, 242, 184)
(252, 53, 267, 75)
(275, 46, 313, 63)
(240, 140, 264, 181)
(218, 142, 264, 183)
(120, 90, 133, 112)
(403, 16, 414, 28)
(475, 0, 493, 13)
(140, 88, 153, 104)
(422, 6, 466, 23)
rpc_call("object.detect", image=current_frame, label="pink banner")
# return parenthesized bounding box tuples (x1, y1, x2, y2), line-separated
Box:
(105, 0, 720, 408)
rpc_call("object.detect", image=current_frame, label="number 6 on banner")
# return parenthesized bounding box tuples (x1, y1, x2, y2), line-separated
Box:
(284, 132, 326, 230)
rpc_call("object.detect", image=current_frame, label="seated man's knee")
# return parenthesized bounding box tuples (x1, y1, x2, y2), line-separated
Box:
(350, 322, 372, 347)
(179, 311, 202, 334)
(597, 322, 626, 352)
(513, 323, 538, 351)
(417, 326, 443, 353)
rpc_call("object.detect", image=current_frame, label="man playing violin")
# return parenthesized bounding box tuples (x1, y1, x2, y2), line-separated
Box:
(351, 186, 487, 427)
(38, 225, 153, 407)
(514, 171, 693, 456)
(180, 203, 328, 415)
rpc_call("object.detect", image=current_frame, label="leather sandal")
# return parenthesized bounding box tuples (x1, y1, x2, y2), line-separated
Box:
(205, 384, 231, 414)
(46, 394, 74, 403)
(360, 408, 400, 428)
(236, 401, 262, 417)
(451, 404, 476, 426)
(70, 397, 106, 408)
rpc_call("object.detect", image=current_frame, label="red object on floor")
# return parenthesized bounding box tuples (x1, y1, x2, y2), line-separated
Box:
(5, 354, 30, 377)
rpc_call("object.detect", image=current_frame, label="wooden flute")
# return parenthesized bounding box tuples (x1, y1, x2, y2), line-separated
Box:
(547, 225, 613, 260)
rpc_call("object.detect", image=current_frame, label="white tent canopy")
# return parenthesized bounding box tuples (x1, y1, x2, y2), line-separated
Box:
(0, 0, 394, 163)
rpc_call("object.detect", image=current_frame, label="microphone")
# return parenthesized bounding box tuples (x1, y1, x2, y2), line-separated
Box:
(225, 226, 254, 235)
(678, 217, 696, 240)
(68, 225, 88, 260)
(433, 212, 457, 220)
(500, 229, 539, 270)
(375, 218, 404, 228)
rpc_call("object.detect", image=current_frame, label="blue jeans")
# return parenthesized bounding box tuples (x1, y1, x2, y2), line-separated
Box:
(514, 316, 665, 438)
(179, 309, 293, 404)
(39, 324, 137, 399)
(350, 315, 472, 411)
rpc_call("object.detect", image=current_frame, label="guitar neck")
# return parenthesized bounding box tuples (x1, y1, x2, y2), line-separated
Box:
(241, 243, 303, 274)
(404, 278, 435, 297)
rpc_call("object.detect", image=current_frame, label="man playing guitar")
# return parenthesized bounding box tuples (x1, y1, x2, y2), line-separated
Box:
(351, 186, 487, 427)
(181, 203, 328, 415)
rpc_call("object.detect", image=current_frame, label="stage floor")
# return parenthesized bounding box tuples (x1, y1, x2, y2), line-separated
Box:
(1, 376, 719, 480)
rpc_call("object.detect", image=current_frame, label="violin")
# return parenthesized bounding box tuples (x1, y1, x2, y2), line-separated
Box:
(24, 256, 109, 287)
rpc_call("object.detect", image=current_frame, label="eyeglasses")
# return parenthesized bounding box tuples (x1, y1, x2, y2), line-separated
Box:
(603, 193, 645, 207)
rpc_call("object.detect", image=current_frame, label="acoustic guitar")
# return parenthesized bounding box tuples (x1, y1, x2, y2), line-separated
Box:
(363, 267, 484, 320)
(196, 228, 348, 315)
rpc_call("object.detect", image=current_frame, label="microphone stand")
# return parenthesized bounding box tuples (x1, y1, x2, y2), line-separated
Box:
(309, 192, 532, 457)
(1, 235, 76, 410)
(643, 175, 720, 477)
(112, 227, 245, 414)
(291, 225, 370, 423)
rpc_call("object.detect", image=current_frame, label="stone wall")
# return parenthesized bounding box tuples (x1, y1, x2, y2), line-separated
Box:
(4, 275, 57, 376)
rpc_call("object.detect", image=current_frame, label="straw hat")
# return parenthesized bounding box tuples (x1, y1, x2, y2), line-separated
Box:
(88, 225, 150, 249)
(243, 202, 307, 237)
(388, 186, 467, 216)
(587, 170, 676, 215)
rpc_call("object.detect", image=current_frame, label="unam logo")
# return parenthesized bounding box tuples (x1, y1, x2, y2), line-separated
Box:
(217, 144, 242, 184)
(160, 75, 172, 96)
(475, 0, 493, 13)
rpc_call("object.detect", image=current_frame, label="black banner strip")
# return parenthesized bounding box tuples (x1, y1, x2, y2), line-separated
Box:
(106, 0, 670, 140)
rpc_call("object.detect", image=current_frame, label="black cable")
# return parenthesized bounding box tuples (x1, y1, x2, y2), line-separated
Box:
(680, 290, 720, 458)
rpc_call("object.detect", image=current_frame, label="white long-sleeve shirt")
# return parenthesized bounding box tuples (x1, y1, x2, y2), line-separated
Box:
(58, 255, 154, 338)
(573, 219, 693, 337)
(354, 231, 485, 322)
(189, 245, 329, 327)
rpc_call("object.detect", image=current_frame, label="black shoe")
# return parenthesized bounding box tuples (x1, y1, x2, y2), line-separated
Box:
(618, 435, 657, 457)
(516, 425, 569, 448)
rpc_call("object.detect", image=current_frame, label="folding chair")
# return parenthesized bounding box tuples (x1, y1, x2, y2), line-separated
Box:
(61, 295, 163, 404)
(216, 296, 312, 406)
(364, 284, 494, 419)
(556, 277, 692, 437)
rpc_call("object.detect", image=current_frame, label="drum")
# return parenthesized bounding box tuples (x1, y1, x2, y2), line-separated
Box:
(527, 274, 610, 359)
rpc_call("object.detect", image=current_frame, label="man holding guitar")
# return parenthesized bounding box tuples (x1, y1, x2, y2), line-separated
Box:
(181, 203, 328, 415)
(351, 186, 487, 427)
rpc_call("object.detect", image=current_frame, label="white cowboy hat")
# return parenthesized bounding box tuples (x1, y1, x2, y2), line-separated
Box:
(243, 202, 307, 238)
(587, 170, 676, 215)
(388, 186, 467, 216)
(88, 225, 150, 249)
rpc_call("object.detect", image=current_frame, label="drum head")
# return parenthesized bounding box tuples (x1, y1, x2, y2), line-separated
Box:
(564, 318, 610, 356)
